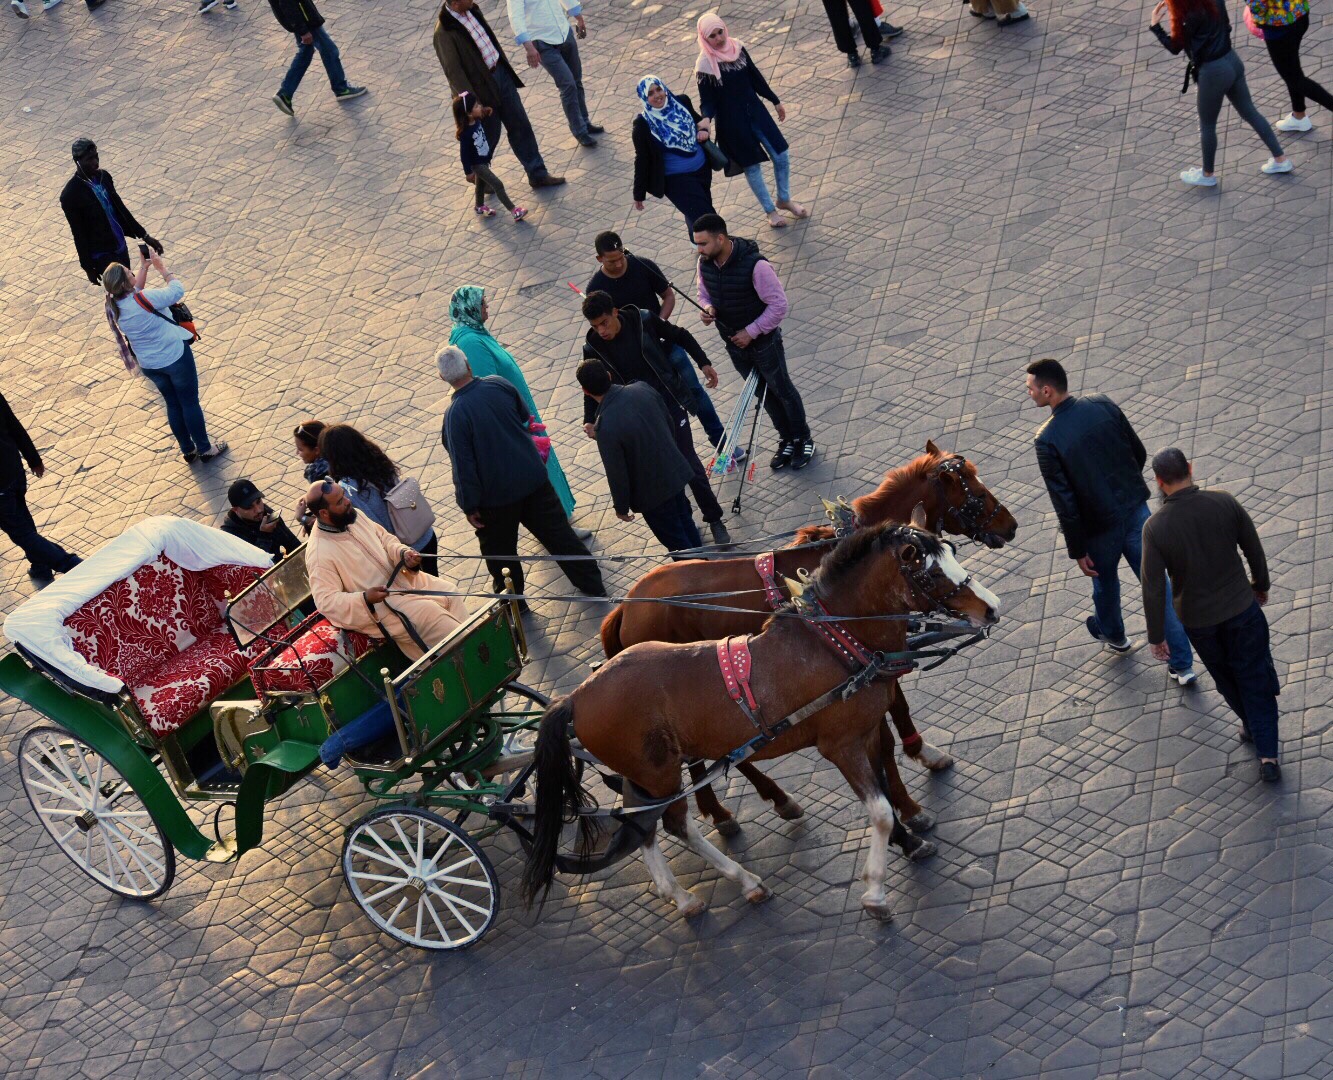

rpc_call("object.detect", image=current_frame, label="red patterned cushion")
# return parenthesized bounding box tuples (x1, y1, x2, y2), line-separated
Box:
(131, 630, 261, 737)
(250, 615, 377, 695)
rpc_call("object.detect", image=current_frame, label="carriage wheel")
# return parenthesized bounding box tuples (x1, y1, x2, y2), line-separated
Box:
(342, 807, 499, 950)
(19, 726, 176, 900)
(492, 682, 550, 761)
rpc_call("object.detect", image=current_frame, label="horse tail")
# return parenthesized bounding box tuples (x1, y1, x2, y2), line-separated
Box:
(520, 697, 594, 909)
(600, 604, 627, 658)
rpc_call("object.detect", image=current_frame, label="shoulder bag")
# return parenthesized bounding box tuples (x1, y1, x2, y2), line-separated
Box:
(133, 290, 200, 342)
(384, 475, 436, 546)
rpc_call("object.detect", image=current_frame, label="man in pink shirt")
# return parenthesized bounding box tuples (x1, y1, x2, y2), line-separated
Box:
(693, 213, 812, 470)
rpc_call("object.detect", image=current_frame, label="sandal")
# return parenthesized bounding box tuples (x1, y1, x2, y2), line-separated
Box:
(475, 204, 496, 217)
(512, 206, 528, 222)
(767, 211, 788, 228)
(777, 199, 809, 219)
(199, 440, 229, 462)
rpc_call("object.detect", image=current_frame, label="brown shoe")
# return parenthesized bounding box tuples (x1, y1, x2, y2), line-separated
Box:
(529, 174, 566, 189)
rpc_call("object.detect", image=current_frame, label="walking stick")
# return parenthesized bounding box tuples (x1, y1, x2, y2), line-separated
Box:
(731, 383, 766, 515)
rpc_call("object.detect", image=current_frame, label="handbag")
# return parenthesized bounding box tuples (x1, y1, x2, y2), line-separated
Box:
(384, 475, 436, 546)
(701, 138, 729, 173)
(133, 290, 200, 342)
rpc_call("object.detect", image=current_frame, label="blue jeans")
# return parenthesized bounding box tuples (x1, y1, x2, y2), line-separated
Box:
(668, 344, 725, 447)
(279, 26, 348, 100)
(1186, 601, 1281, 759)
(0, 476, 76, 574)
(640, 490, 702, 558)
(743, 132, 791, 214)
(1085, 501, 1192, 670)
(141, 343, 212, 456)
(533, 31, 591, 138)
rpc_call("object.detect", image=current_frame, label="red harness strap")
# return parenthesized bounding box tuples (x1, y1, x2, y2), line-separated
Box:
(716, 635, 769, 734)
(754, 552, 786, 611)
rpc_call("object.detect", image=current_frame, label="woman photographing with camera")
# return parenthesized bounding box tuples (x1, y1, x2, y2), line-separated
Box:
(1149, 0, 1292, 186)
(103, 248, 227, 464)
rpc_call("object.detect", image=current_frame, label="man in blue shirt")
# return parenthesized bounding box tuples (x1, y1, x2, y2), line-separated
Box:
(506, 0, 603, 146)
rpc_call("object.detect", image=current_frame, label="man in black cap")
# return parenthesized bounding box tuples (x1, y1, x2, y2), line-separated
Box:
(221, 480, 300, 560)
(60, 140, 162, 286)
(0, 392, 80, 581)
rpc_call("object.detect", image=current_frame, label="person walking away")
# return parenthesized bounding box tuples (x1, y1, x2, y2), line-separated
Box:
(221, 479, 301, 560)
(446, 287, 589, 538)
(61, 139, 164, 287)
(1149, 0, 1291, 185)
(0, 392, 80, 581)
(693, 213, 813, 470)
(579, 290, 731, 544)
(268, 0, 366, 116)
(1025, 359, 1195, 684)
(434, 0, 565, 189)
(454, 92, 528, 221)
(438, 351, 605, 606)
(968, 0, 1029, 25)
(1141, 449, 1281, 781)
(695, 13, 808, 229)
(1247, 0, 1333, 132)
(586, 231, 728, 453)
(506, 0, 603, 146)
(103, 252, 228, 465)
(630, 76, 718, 237)
(821, 0, 891, 67)
(577, 360, 702, 556)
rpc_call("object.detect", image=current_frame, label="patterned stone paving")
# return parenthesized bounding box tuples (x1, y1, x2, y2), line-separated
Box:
(2, 0, 1332, 1076)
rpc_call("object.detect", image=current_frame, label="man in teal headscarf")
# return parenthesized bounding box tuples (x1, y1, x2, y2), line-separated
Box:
(447, 286, 590, 540)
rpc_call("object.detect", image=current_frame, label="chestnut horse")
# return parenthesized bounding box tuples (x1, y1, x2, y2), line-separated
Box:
(598, 441, 1017, 834)
(522, 522, 1001, 922)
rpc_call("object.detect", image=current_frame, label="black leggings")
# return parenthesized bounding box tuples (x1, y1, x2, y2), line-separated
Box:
(1265, 15, 1333, 114)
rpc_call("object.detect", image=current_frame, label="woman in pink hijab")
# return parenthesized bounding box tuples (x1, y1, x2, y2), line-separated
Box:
(695, 13, 808, 228)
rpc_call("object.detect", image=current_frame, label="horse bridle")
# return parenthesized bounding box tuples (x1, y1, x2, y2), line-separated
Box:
(931, 455, 1003, 542)
(900, 541, 974, 616)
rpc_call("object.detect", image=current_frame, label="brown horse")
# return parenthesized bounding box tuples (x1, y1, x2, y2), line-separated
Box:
(522, 520, 1001, 922)
(598, 441, 1017, 833)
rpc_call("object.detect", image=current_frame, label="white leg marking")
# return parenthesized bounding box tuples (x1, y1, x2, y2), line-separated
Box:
(914, 741, 954, 770)
(682, 817, 769, 901)
(641, 832, 705, 917)
(861, 792, 895, 910)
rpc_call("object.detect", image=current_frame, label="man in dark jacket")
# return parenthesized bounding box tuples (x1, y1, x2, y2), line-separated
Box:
(1026, 358, 1195, 683)
(578, 360, 701, 556)
(439, 350, 602, 602)
(433, 0, 564, 188)
(1141, 449, 1280, 781)
(693, 213, 812, 470)
(0, 393, 80, 581)
(580, 290, 730, 545)
(221, 479, 301, 560)
(267, 0, 366, 116)
(60, 140, 162, 286)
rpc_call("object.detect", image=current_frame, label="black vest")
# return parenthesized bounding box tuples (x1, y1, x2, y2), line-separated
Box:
(698, 237, 768, 339)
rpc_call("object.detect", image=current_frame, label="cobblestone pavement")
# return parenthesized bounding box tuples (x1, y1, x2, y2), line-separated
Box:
(2, 0, 1332, 1076)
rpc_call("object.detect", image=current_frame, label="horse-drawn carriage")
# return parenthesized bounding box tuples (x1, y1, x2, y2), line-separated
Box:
(1, 516, 549, 950)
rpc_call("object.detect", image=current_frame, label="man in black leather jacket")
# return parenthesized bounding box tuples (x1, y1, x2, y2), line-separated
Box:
(1026, 359, 1196, 684)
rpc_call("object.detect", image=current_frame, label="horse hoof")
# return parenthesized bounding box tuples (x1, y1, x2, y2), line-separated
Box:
(925, 754, 955, 772)
(744, 882, 772, 904)
(904, 810, 935, 834)
(862, 901, 894, 922)
(775, 798, 804, 821)
(907, 839, 938, 862)
(680, 895, 708, 919)
(714, 816, 742, 838)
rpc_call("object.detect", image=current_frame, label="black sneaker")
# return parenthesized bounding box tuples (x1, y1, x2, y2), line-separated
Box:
(28, 565, 55, 582)
(586, 123, 605, 134)
(198, 0, 217, 11)
(870, 44, 892, 64)
(770, 440, 795, 470)
(1260, 760, 1281, 783)
(879, 21, 904, 38)
(708, 520, 732, 545)
(335, 86, 368, 101)
(273, 93, 294, 116)
(790, 439, 816, 470)
(847, 51, 862, 68)
(1085, 615, 1132, 653)
(576, 133, 598, 147)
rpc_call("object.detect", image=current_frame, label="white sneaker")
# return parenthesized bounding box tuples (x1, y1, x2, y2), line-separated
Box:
(1180, 167, 1218, 187)
(1276, 113, 1312, 133)
(12, 0, 30, 17)
(1261, 157, 1294, 174)
(1169, 667, 1199, 688)
(41, 0, 61, 9)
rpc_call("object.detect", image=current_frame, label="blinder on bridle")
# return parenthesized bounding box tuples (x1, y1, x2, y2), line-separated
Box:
(899, 538, 973, 616)
(930, 455, 1003, 542)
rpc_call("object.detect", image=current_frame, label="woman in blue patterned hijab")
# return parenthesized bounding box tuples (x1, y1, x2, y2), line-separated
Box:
(631, 76, 718, 236)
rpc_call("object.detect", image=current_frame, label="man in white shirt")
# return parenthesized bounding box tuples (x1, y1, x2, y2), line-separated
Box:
(507, 0, 603, 147)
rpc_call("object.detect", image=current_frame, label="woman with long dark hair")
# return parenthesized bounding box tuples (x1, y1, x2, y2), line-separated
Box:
(1247, 0, 1333, 132)
(1150, 0, 1292, 185)
(318, 423, 439, 574)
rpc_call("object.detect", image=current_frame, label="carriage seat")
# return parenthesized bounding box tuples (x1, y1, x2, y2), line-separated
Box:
(63, 555, 265, 738)
(249, 613, 379, 696)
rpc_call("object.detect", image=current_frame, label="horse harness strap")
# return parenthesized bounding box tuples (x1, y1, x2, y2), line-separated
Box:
(717, 636, 786, 739)
(754, 552, 787, 611)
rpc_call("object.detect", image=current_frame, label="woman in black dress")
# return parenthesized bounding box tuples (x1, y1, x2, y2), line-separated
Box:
(695, 13, 808, 229)
(631, 76, 718, 237)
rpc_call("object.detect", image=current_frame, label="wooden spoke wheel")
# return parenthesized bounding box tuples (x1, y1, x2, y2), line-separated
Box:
(19, 726, 175, 900)
(342, 807, 498, 950)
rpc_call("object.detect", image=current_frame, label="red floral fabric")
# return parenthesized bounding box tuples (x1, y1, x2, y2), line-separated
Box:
(131, 630, 261, 737)
(250, 615, 377, 695)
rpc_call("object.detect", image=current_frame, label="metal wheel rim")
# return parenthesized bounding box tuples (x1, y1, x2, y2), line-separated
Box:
(493, 683, 548, 761)
(343, 808, 498, 950)
(19, 727, 173, 899)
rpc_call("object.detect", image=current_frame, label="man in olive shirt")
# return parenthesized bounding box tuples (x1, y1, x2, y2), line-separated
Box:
(1141, 449, 1281, 782)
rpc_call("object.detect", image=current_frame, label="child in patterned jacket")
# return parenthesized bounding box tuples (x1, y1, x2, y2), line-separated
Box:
(453, 92, 527, 222)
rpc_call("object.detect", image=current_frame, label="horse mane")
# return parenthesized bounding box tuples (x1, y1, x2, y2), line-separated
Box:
(852, 451, 944, 526)
(813, 521, 942, 594)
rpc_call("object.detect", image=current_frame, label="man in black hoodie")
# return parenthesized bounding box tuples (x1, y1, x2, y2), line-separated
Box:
(580, 290, 731, 545)
(0, 393, 80, 581)
(60, 140, 162, 286)
(268, 0, 367, 115)
(221, 480, 301, 560)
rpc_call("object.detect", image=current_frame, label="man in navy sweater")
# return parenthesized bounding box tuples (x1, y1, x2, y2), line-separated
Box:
(439, 350, 603, 603)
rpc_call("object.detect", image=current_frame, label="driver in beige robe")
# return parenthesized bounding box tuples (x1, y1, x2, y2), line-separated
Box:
(304, 481, 468, 660)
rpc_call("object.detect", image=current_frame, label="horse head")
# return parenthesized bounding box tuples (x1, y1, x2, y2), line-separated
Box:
(921, 440, 1018, 550)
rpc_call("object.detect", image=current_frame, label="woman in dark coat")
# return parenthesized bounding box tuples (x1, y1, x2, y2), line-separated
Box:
(695, 12, 808, 228)
(631, 76, 718, 237)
